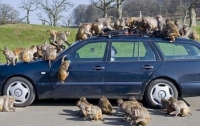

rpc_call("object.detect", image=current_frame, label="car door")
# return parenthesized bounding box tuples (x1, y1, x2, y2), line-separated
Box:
(105, 40, 161, 96)
(50, 40, 108, 98)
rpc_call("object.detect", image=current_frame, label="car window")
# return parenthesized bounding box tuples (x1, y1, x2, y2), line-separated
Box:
(111, 41, 156, 61)
(155, 42, 200, 60)
(68, 42, 107, 62)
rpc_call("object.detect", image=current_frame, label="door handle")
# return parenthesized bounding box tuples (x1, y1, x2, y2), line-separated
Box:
(141, 65, 154, 69)
(92, 66, 105, 70)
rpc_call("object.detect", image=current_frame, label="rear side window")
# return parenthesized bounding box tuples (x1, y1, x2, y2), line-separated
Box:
(111, 41, 156, 61)
(155, 42, 200, 60)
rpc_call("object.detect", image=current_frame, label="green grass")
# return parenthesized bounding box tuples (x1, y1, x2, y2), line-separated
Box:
(0, 24, 78, 63)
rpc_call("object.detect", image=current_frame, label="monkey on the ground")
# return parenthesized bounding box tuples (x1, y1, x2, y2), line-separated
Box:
(44, 44, 57, 67)
(58, 55, 70, 83)
(19, 45, 37, 63)
(3, 46, 17, 66)
(116, 96, 143, 122)
(98, 96, 113, 114)
(76, 97, 93, 117)
(130, 106, 151, 126)
(84, 104, 105, 122)
(169, 97, 192, 117)
(0, 95, 16, 112)
(180, 24, 199, 41)
(162, 19, 181, 42)
(76, 100, 91, 117)
(161, 98, 175, 114)
(76, 23, 93, 41)
(116, 96, 142, 114)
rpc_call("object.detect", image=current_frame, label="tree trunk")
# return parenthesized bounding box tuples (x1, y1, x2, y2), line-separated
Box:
(116, 0, 122, 19)
(103, 7, 108, 17)
(26, 11, 30, 24)
(183, 10, 188, 25)
(188, 0, 198, 27)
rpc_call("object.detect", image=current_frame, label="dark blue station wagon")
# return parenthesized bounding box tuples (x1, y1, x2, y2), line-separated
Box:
(1, 34, 200, 108)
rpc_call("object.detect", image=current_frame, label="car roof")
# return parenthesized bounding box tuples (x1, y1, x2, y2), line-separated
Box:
(85, 34, 199, 44)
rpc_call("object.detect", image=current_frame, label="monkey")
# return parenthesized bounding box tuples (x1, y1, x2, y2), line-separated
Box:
(76, 97, 93, 117)
(76, 100, 92, 117)
(161, 98, 175, 114)
(162, 18, 181, 42)
(58, 55, 70, 83)
(116, 97, 142, 114)
(130, 106, 151, 126)
(45, 44, 57, 67)
(91, 22, 104, 35)
(174, 19, 182, 31)
(141, 16, 158, 34)
(19, 45, 37, 63)
(84, 105, 105, 122)
(117, 96, 143, 122)
(54, 31, 71, 47)
(96, 17, 113, 30)
(76, 23, 93, 41)
(47, 30, 71, 44)
(12, 47, 25, 60)
(3, 46, 17, 66)
(180, 25, 199, 41)
(114, 18, 129, 30)
(0, 95, 16, 112)
(47, 30, 58, 42)
(156, 15, 166, 31)
(98, 96, 113, 114)
(169, 97, 192, 117)
(124, 17, 141, 29)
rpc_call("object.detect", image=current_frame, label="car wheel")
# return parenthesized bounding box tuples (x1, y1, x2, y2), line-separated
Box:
(3, 77, 35, 107)
(145, 79, 178, 108)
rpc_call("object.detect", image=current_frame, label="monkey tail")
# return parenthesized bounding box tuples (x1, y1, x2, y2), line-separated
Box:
(49, 59, 51, 68)
(62, 55, 67, 63)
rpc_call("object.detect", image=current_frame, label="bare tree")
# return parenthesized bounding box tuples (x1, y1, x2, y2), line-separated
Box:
(188, 0, 199, 27)
(36, 0, 73, 26)
(90, 0, 115, 17)
(62, 14, 72, 27)
(116, 0, 124, 19)
(0, 4, 21, 24)
(19, 0, 38, 24)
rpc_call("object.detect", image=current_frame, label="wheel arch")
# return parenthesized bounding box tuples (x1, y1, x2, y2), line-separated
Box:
(143, 76, 182, 98)
(1, 75, 38, 99)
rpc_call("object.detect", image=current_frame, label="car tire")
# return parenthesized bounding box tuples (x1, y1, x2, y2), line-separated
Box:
(3, 77, 36, 107)
(145, 79, 178, 108)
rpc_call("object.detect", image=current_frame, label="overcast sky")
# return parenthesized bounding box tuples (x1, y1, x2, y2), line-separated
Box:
(1, 0, 90, 25)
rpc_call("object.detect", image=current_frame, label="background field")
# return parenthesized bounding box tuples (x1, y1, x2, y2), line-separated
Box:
(0, 23, 200, 64)
(0, 24, 78, 64)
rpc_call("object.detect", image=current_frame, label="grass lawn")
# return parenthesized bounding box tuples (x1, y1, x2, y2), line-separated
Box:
(0, 24, 78, 63)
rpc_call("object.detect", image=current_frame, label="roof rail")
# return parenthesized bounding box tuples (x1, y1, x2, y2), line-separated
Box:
(99, 29, 143, 38)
